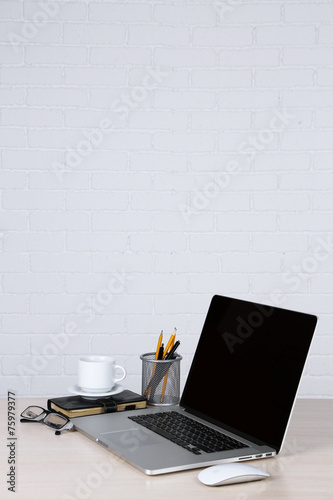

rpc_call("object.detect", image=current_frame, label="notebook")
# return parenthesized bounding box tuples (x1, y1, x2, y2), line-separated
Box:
(73, 295, 318, 475)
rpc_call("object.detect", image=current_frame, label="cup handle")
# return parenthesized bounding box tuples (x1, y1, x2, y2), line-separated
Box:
(114, 365, 126, 383)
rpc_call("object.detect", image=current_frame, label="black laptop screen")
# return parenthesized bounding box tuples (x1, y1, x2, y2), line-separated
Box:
(180, 295, 317, 452)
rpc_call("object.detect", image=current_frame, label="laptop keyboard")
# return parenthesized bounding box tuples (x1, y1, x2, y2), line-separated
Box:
(128, 411, 249, 455)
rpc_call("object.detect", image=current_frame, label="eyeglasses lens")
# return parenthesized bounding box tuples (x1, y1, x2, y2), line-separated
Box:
(21, 406, 44, 419)
(44, 413, 68, 429)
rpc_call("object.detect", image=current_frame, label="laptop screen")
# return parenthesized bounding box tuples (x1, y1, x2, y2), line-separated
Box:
(180, 295, 317, 452)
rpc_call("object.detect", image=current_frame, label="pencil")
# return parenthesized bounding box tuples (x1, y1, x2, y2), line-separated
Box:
(145, 331, 163, 397)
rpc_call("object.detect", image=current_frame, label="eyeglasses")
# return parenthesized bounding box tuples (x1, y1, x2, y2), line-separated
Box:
(20, 406, 74, 435)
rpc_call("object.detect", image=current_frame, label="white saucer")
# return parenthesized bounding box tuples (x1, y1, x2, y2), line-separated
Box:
(67, 384, 124, 399)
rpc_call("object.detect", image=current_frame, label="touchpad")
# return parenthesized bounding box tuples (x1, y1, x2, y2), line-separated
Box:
(101, 429, 162, 449)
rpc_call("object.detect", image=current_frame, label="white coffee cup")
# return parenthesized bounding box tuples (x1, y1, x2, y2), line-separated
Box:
(78, 355, 126, 393)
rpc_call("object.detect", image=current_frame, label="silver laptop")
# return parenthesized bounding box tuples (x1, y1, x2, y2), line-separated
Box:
(73, 295, 318, 475)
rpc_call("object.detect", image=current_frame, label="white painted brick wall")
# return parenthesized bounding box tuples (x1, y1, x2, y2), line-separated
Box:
(0, 0, 332, 398)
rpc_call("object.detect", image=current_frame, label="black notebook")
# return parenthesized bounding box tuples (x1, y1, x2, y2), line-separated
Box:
(48, 390, 147, 418)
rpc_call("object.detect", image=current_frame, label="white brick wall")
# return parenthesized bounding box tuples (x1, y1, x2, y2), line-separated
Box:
(1, 0, 332, 398)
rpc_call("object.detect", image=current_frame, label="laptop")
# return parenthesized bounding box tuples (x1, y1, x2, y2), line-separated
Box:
(73, 295, 318, 475)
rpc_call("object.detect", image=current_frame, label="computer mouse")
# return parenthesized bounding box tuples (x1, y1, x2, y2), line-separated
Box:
(198, 462, 270, 486)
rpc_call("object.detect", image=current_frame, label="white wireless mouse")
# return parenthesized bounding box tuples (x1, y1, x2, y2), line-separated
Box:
(198, 463, 270, 487)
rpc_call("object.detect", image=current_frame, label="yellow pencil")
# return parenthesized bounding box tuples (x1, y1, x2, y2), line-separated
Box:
(160, 329, 177, 402)
(145, 330, 163, 397)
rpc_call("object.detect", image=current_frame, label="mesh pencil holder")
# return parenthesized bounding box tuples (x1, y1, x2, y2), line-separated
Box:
(141, 352, 182, 406)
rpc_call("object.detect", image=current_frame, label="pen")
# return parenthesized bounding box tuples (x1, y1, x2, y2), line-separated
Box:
(165, 340, 180, 360)
(158, 344, 164, 360)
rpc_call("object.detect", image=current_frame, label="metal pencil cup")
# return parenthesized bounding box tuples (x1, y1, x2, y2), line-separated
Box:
(141, 352, 182, 406)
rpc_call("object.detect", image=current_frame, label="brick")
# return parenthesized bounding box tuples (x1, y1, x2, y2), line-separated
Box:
(217, 213, 277, 232)
(3, 273, 63, 293)
(129, 110, 188, 131)
(1, 107, 62, 127)
(64, 67, 126, 86)
(0, 296, 28, 313)
(91, 254, 152, 274)
(219, 89, 279, 108)
(0, 2, 21, 19)
(0, 212, 27, 231)
(130, 152, 187, 171)
(129, 25, 190, 46)
(314, 152, 333, 170)
(315, 110, 333, 128)
(256, 26, 315, 45)
(64, 23, 126, 44)
(25, 45, 87, 64)
(219, 49, 280, 67)
(283, 48, 333, 66)
(0, 128, 26, 147)
(154, 5, 216, 25)
(317, 69, 333, 86)
(285, 3, 333, 22)
(3, 191, 63, 210)
(313, 194, 333, 210)
(253, 193, 310, 211)
(90, 47, 151, 65)
(193, 26, 252, 46)
(0, 335, 29, 355)
(0, 46, 23, 64)
(153, 212, 214, 232)
(30, 254, 90, 273)
(154, 132, 214, 152)
(192, 69, 252, 89)
(65, 191, 128, 210)
(131, 191, 186, 211)
(189, 234, 250, 252)
(154, 89, 215, 109)
(130, 233, 187, 253)
(281, 131, 333, 151)
(91, 172, 151, 190)
(154, 48, 216, 68)
(89, 3, 152, 22)
(2, 149, 64, 171)
(29, 172, 90, 190)
(253, 153, 311, 171)
(29, 211, 89, 231)
(222, 4, 281, 24)
(128, 274, 187, 295)
(0, 171, 26, 189)
(255, 68, 314, 88)
(252, 234, 308, 253)
(27, 87, 87, 106)
(0, 87, 25, 105)
(66, 232, 127, 252)
(91, 213, 151, 231)
(0, 22, 61, 44)
(154, 253, 219, 273)
(0, 253, 28, 272)
(191, 110, 251, 130)
(280, 213, 333, 231)
(4, 233, 63, 252)
(280, 173, 333, 190)
(190, 274, 250, 293)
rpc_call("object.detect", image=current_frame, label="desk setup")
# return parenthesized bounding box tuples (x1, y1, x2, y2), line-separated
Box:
(1, 296, 332, 498)
(0, 398, 332, 499)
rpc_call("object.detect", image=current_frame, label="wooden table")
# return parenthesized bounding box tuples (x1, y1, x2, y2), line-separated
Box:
(1, 397, 332, 499)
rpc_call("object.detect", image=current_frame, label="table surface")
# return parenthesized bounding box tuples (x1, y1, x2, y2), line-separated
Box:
(1, 397, 332, 500)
